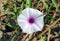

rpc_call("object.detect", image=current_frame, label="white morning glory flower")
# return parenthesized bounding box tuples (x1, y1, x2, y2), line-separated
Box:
(17, 8, 44, 34)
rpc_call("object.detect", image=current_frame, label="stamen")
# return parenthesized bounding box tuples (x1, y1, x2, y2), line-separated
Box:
(28, 17, 35, 24)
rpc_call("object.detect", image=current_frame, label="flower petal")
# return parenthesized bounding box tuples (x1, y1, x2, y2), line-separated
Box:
(17, 8, 44, 34)
(32, 23, 42, 31)
(22, 24, 34, 34)
(35, 16, 44, 31)
(22, 8, 30, 18)
(29, 8, 43, 18)
(17, 14, 27, 28)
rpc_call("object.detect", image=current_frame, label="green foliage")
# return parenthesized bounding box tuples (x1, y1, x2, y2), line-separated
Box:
(19, 0, 25, 14)
(5, 0, 25, 41)
(4, 0, 25, 30)
(9, 27, 20, 41)
(6, 23, 17, 29)
(5, 11, 15, 15)
(14, 4, 17, 13)
(51, 0, 59, 11)
(26, 0, 32, 8)
(39, 36, 46, 41)
(13, 4, 18, 19)
(42, 0, 49, 12)
(44, 14, 53, 23)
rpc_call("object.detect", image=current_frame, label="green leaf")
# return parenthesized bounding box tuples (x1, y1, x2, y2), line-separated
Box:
(51, 0, 59, 11)
(5, 11, 15, 15)
(14, 4, 17, 13)
(26, 0, 32, 8)
(13, 4, 19, 19)
(44, 13, 53, 23)
(6, 23, 17, 29)
(19, 0, 25, 14)
(39, 36, 46, 41)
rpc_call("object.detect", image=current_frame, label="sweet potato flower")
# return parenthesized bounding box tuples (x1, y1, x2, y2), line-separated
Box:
(17, 8, 44, 34)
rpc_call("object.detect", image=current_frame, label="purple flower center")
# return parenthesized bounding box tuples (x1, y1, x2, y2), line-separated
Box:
(28, 17, 35, 24)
